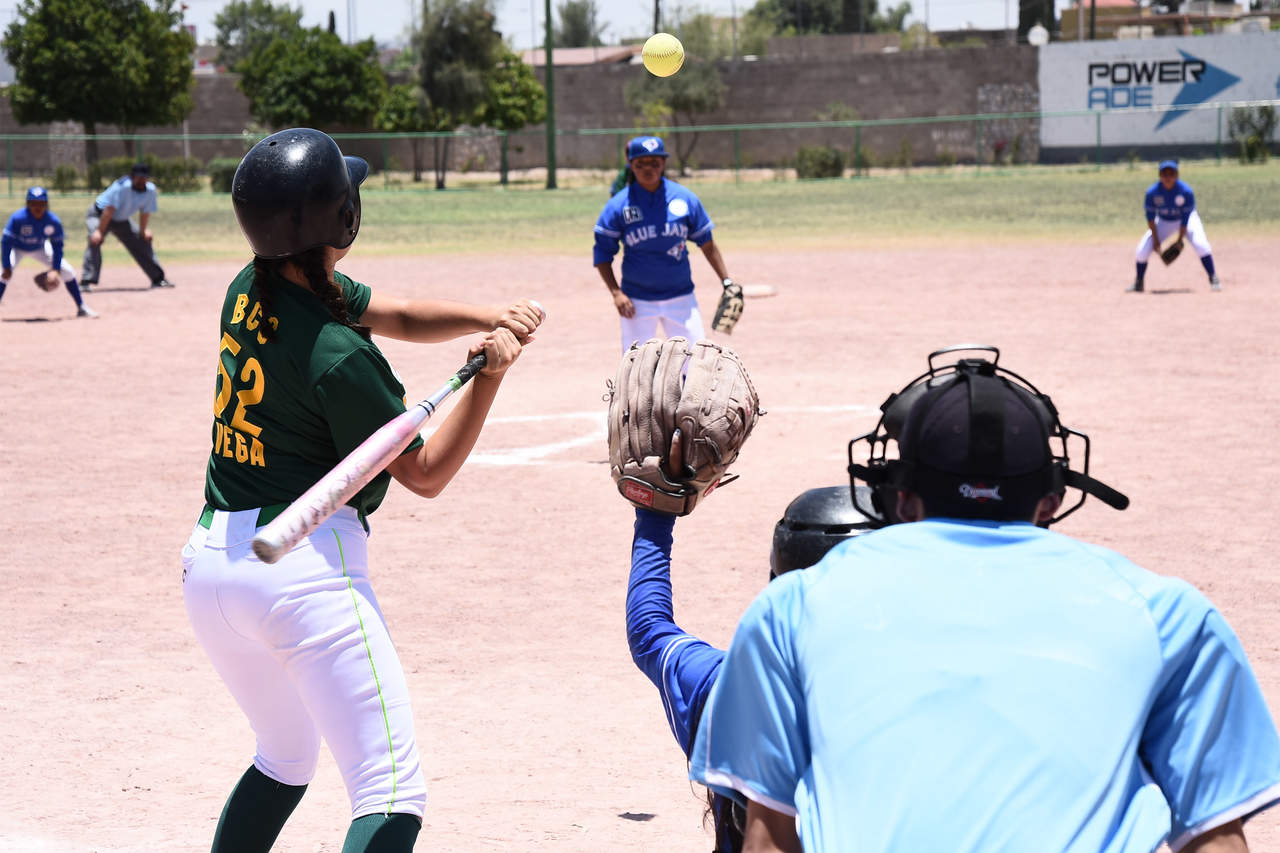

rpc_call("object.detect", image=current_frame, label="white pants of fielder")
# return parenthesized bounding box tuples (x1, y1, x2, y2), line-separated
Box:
(182, 506, 427, 820)
(7, 242, 78, 282)
(1134, 211, 1213, 262)
(619, 291, 706, 352)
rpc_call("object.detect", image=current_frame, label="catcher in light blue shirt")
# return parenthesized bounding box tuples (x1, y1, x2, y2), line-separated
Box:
(81, 161, 172, 290)
(593, 136, 736, 351)
(691, 346, 1280, 853)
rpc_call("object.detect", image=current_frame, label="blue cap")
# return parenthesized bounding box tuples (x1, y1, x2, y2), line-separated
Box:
(26, 186, 47, 202)
(626, 136, 668, 160)
(1158, 159, 1178, 173)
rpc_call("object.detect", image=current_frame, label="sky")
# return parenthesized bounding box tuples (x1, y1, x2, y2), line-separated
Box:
(177, 0, 1071, 52)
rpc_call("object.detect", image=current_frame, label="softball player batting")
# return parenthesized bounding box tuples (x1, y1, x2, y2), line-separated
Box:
(182, 128, 541, 852)
(0, 186, 96, 318)
(593, 136, 736, 351)
(1128, 159, 1221, 293)
(691, 348, 1280, 852)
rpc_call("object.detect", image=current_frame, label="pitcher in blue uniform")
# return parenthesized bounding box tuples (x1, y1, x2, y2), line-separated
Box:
(691, 347, 1280, 853)
(0, 186, 96, 318)
(593, 136, 736, 351)
(1128, 160, 1220, 293)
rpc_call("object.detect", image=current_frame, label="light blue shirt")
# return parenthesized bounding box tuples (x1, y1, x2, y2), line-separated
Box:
(690, 519, 1280, 853)
(95, 177, 158, 221)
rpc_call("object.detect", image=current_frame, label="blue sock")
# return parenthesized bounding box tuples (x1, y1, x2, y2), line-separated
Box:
(1200, 254, 1216, 279)
(1135, 262, 1147, 284)
(0, 279, 6, 302)
(64, 277, 84, 307)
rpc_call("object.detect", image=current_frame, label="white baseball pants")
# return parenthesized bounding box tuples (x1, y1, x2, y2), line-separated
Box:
(619, 291, 706, 352)
(182, 506, 427, 820)
(1135, 211, 1213, 262)
(6, 241, 78, 279)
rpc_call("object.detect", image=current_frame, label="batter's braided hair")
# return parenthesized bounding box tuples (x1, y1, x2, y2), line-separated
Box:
(252, 248, 371, 342)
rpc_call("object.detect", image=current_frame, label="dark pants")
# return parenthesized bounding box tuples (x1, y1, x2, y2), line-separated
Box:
(82, 204, 165, 284)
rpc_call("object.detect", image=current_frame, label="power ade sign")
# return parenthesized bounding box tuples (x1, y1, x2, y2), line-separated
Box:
(1039, 32, 1280, 147)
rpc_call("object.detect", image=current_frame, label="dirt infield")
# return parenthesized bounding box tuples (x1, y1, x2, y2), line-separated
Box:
(2, 238, 1278, 851)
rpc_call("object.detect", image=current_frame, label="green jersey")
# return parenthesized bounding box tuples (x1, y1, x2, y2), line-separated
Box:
(204, 263, 423, 517)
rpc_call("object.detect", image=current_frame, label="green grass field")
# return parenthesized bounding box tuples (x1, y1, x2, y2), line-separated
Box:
(45, 158, 1280, 263)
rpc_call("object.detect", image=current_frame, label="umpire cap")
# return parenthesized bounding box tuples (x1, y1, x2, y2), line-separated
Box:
(26, 186, 47, 202)
(232, 128, 368, 259)
(770, 486, 880, 580)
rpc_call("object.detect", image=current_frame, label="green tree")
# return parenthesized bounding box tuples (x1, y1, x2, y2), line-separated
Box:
(3, 0, 195, 165)
(214, 0, 303, 71)
(555, 0, 606, 47)
(374, 82, 429, 182)
(416, 0, 505, 188)
(625, 20, 727, 173)
(476, 49, 547, 184)
(238, 28, 388, 128)
(747, 0, 910, 34)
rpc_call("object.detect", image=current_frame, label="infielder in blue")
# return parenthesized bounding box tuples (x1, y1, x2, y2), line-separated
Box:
(82, 161, 172, 290)
(0, 186, 96, 318)
(626, 488, 874, 852)
(691, 349, 1280, 853)
(593, 136, 735, 351)
(1129, 159, 1220, 293)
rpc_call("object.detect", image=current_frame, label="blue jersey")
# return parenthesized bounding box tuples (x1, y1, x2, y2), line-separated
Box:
(96, 176, 159, 221)
(1144, 179, 1195, 224)
(690, 519, 1280, 853)
(628, 509, 743, 853)
(593, 177, 713, 301)
(2, 207, 65, 270)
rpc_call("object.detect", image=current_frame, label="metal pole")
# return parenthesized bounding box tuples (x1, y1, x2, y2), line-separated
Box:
(733, 128, 741, 181)
(976, 119, 983, 174)
(1089, 0, 1097, 39)
(855, 125, 862, 176)
(1095, 112, 1102, 168)
(501, 133, 509, 186)
(1216, 104, 1223, 164)
(6, 139, 11, 197)
(382, 139, 389, 187)
(544, 0, 556, 189)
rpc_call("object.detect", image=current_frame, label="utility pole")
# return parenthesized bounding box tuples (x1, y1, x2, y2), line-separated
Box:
(544, 0, 557, 189)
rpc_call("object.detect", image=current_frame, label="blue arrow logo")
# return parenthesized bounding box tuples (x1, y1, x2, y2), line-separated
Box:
(1155, 50, 1240, 130)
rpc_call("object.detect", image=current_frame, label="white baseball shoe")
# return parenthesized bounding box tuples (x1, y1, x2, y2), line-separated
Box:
(1210, 276, 1222, 292)
(77, 304, 99, 319)
(1125, 280, 1144, 293)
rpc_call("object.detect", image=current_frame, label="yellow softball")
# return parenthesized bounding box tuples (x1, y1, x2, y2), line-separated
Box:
(642, 33, 685, 78)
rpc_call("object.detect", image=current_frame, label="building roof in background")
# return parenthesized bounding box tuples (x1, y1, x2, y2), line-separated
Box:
(522, 44, 642, 66)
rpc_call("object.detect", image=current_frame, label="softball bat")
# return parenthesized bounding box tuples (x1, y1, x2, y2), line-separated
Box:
(251, 302, 545, 564)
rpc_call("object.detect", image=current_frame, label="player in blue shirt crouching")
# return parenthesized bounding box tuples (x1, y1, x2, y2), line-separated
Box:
(0, 186, 96, 318)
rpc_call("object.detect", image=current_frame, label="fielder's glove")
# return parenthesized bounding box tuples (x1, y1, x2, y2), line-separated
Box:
(33, 270, 60, 292)
(606, 337, 762, 515)
(711, 277, 744, 334)
(1159, 239, 1184, 266)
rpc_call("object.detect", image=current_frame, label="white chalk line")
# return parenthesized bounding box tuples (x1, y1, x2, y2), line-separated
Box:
(421, 404, 875, 467)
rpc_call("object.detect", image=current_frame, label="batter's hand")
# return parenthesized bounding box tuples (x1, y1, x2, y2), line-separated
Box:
(472, 327, 524, 377)
(613, 290, 635, 318)
(1, 268, 10, 281)
(142, 229, 153, 243)
(89, 231, 105, 247)
(495, 298, 543, 343)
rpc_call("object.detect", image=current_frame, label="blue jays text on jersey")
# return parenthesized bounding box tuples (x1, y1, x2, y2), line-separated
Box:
(2, 207, 66, 270)
(593, 177, 713, 301)
(1144, 178, 1196, 224)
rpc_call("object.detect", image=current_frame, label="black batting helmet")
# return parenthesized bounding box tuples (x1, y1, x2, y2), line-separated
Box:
(847, 345, 1129, 526)
(769, 486, 881, 580)
(232, 128, 369, 259)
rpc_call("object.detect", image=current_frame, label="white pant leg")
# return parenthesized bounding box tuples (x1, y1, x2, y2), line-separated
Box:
(656, 292, 706, 343)
(182, 507, 427, 819)
(1184, 211, 1212, 258)
(1135, 219, 1182, 263)
(620, 299, 664, 351)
